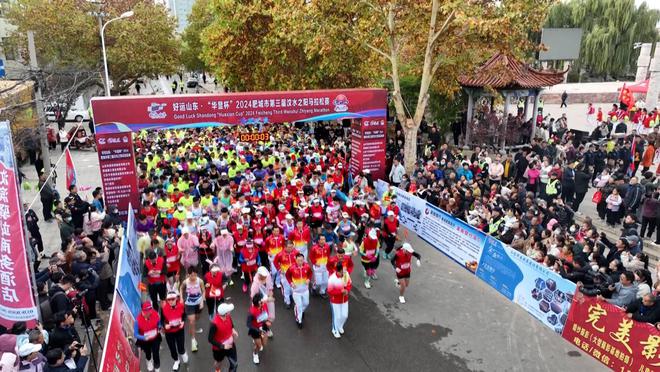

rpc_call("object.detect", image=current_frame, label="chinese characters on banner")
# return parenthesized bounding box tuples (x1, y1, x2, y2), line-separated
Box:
(562, 292, 660, 372)
(95, 133, 140, 219)
(92, 89, 388, 209)
(100, 292, 140, 372)
(0, 121, 38, 328)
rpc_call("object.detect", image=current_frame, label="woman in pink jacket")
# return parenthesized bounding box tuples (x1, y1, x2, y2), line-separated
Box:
(211, 229, 235, 284)
(178, 227, 200, 272)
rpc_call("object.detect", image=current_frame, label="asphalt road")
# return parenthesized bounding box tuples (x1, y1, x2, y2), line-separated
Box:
(19, 131, 606, 372)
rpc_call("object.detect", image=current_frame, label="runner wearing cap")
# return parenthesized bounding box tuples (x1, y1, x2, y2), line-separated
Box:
(179, 267, 205, 352)
(204, 263, 225, 320)
(309, 235, 331, 297)
(163, 238, 181, 287)
(135, 301, 162, 372)
(391, 243, 422, 304)
(335, 212, 357, 239)
(274, 240, 298, 308)
(161, 291, 188, 370)
(251, 266, 276, 332)
(208, 303, 238, 372)
(285, 252, 313, 328)
(327, 262, 352, 338)
(359, 227, 381, 289)
(381, 211, 400, 260)
(238, 239, 260, 292)
(246, 292, 272, 364)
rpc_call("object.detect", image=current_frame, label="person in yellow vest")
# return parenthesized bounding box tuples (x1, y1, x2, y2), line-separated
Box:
(545, 172, 561, 202)
(172, 205, 187, 222)
(485, 207, 504, 237)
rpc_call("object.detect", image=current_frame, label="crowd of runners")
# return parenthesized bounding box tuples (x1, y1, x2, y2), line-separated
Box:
(4, 100, 660, 372)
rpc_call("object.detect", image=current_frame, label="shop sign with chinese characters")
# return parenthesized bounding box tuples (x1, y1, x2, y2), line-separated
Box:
(562, 292, 660, 372)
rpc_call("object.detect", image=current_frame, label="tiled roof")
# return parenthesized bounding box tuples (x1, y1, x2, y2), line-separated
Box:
(459, 53, 565, 89)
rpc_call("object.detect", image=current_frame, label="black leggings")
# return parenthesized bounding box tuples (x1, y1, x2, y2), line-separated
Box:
(207, 297, 224, 317)
(383, 236, 396, 254)
(140, 337, 161, 368)
(148, 282, 166, 311)
(165, 330, 185, 361)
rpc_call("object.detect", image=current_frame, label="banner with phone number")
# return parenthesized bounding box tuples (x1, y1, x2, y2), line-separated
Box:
(562, 292, 660, 372)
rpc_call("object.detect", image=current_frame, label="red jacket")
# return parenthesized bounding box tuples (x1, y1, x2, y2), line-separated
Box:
(309, 243, 330, 267)
(204, 271, 224, 299)
(327, 272, 352, 304)
(266, 235, 285, 256)
(285, 262, 312, 288)
(145, 257, 166, 284)
(327, 255, 354, 275)
(164, 244, 180, 274)
(274, 249, 298, 274)
(161, 301, 185, 333)
(136, 310, 160, 341)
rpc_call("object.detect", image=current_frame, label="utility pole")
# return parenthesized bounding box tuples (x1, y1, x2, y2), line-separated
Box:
(27, 31, 52, 186)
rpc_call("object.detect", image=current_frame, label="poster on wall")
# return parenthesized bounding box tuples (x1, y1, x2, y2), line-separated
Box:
(562, 292, 660, 371)
(476, 236, 576, 334)
(0, 121, 38, 328)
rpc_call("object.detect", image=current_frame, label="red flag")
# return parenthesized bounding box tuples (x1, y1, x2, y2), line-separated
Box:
(65, 148, 77, 190)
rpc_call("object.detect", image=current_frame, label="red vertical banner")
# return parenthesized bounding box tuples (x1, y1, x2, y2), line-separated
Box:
(95, 132, 140, 219)
(349, 119, 364, 177)
(0, 121, 38, 328)
(100, 293, 140, 372)
(562, 292, 660, 371)
(65, 148, 77, 189)
(361, 117, 387, 180)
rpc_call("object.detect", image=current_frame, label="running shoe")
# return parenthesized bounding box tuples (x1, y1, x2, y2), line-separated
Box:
(399, 296, 406, 304)
(259, 345, 264, 352)
(191, 338, 198, 352)
(181, 353, 189, 363)
(253, 353, 260, 364)
(364, 281, 371, 289)
(229, 279, 234, 286)
(173, 360, 180, 371)
(332, 330, 341, 339)
(339, 328, 345, 335)
(146, 360, 154, 371)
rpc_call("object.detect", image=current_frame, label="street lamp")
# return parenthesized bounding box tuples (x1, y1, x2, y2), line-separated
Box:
(100, 10, 134, 96)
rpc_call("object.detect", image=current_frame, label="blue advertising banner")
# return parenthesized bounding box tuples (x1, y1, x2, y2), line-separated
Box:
(476, 236, 576, 334)
(116, 203, 142, 318)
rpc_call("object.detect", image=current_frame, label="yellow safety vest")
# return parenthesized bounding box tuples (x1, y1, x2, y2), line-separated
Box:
(546, 180, 559, 195)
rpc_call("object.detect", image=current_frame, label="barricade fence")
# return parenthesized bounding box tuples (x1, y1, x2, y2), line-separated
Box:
(376, 180, 660, 371)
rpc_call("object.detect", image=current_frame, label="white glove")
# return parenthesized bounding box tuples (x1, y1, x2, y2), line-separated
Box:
(416, 260, 421, 267)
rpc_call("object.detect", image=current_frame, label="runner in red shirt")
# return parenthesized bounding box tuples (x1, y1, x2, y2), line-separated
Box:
(390, 243, 422, 304)
(204, 264, 225, 321)
(208, 303, 238, 372)
(136, 301, 162, 372)
(327, 262, 352, 338)
(285, 253, 313, 328)
(161, 291, 188, 370)
(164, 239, 180, 286)
(309, 235, 331, 297)
(327, 247, 354, 275)
(246, 292, 272, 365)
(145, 250, 166, 311)
(238, 240, 261, 293)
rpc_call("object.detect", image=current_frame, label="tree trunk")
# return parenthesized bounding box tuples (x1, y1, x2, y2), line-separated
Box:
(403, 124, 418, 173)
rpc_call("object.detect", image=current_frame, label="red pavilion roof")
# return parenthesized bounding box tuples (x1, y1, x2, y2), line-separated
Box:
(459, 53, 565, 89)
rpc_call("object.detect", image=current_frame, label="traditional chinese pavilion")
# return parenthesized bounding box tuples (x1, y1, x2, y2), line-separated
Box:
(458, 53, 566, 144)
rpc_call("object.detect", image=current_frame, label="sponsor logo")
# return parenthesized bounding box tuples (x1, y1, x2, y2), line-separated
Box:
(98, 137, 106, 145)
(148, 103, 167, 119)
(333, 94, 349, 112)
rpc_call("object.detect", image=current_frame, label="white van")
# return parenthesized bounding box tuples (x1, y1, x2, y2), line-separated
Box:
(45, 95, 90, 122)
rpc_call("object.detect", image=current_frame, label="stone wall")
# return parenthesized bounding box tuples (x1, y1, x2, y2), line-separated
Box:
(541, 93, 619, 104)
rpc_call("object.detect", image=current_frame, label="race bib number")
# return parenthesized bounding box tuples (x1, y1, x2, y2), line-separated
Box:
(256, 311, 269, 323)
(247, 259, 256, 266)
(211, 288, 222, 297)
(149, 271, 161, 278)
(366, 250, 375, 256)
(223, 336, 234, 348)
(313, 212, 322, 218)
(144, 329, 157, 340)
(166, 256, 177, 263)
(400, 263, 411, 270)
(169, 319, 181, 327)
